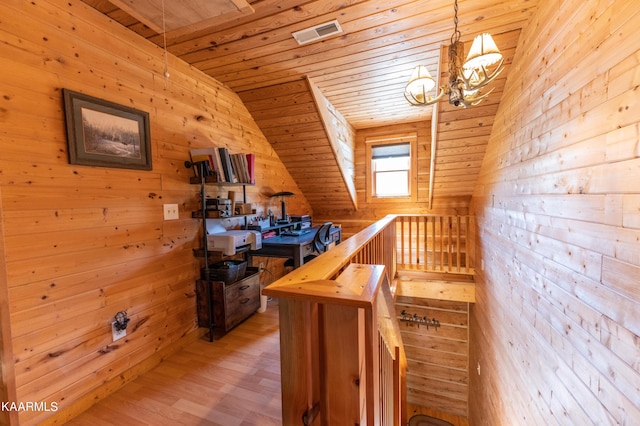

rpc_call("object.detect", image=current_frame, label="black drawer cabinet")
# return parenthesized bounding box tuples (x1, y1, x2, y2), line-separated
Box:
(196, 267, 260, 334)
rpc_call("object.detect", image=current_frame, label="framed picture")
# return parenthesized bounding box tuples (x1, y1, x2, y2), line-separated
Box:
(62, 89, 152, 170)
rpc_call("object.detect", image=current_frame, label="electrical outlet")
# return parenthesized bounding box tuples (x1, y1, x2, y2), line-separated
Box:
(259, 262, 265, 271)
(112, 322, 126, 341)
(163, 203, 179, 220)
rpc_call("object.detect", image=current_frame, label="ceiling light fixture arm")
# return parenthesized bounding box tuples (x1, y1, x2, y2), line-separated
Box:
(461, 59, 504, 91)
(404, 85, 445, 106)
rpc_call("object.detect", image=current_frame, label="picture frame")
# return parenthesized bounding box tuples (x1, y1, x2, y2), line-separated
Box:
(62, 89, 152, 170)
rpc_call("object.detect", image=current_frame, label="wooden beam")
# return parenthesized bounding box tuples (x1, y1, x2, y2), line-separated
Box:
(307, 76, 358, 210)
(428, 45, 445, 210)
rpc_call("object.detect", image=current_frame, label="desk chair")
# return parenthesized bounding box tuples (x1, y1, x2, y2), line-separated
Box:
(284, 222, 333, 268)
(313, 222, 334, 254)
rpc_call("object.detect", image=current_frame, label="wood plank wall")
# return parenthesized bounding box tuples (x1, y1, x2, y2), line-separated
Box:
(468, 0, 640, 423)
(238, 78, 355, 215)
(314, 122, 470, 238)
(0, 1, 308, 424)
(396, 296, 469, 417)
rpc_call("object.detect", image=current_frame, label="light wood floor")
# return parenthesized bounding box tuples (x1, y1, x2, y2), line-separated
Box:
(67, 300, 282, 426)
(66, 298, 468, 425)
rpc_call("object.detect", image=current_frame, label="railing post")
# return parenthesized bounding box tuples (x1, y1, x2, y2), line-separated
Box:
(264, 264, 404, 426)
(276, 298, 320, 425)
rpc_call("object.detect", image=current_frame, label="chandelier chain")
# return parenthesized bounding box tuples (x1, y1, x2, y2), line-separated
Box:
(448, 0, 462, 89)
(450, 0, 461, 45)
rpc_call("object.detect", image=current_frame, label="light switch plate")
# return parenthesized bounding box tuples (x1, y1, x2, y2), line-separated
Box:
(163, 203, 179, 220)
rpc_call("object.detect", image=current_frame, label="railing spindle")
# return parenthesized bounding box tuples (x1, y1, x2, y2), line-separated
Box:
(408, 217, 413, 266)
(456, 216, 461, 271)
(465, 216, 470, 273)
(447, 216, 452, 272)
(400, 217, 406, 265)
(431, 216, 436, 271)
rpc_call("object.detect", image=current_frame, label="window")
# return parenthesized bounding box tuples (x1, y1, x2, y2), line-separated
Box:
(371, 143, 410, 197)
(365, 134, 417, 202)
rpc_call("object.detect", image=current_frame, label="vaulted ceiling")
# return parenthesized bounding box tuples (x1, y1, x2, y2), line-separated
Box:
(81, 0, 538, 211)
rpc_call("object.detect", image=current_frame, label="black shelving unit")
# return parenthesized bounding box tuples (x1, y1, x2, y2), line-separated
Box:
(186, 160, 255, 341)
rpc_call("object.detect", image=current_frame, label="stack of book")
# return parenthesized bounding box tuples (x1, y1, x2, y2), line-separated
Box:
(189, 147, 255, 184)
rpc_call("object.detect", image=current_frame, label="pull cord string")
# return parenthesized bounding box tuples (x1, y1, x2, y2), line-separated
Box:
(161, 0, 170, 85)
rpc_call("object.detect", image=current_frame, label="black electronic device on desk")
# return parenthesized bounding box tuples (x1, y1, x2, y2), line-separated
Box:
(290, 214, 312, 230)
(280, 228, 312, 237)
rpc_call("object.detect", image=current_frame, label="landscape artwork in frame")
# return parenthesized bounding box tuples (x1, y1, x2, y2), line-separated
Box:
(62, 89, 152, 170)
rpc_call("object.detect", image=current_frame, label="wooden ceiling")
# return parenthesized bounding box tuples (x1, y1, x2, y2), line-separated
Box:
(106, 0, 255, 34)
(81, 0, 539, 211)
(82, 0, 536, 129)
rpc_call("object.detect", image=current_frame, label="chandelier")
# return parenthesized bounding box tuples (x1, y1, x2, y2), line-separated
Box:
(404, 0, 504, 108)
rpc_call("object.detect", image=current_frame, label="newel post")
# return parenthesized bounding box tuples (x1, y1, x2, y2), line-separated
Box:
(263, 263, 386, 425)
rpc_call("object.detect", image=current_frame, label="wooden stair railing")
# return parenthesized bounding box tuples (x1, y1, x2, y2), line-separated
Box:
(263, 214, 474, 424)
(263, 263, 406, 426)
(396, 215, 475, 275)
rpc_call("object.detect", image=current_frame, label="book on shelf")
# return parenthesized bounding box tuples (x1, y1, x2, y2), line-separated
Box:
(231, 153, 248, 183)
(189, 148, 219, 181)
(217, 147, 236, 183)
(246, 153, 255, 184)
(190, 147, 255, 184)
(230, 154, 242, 183)
(239, 154, 250, 183)
(211, 149, 225, 182)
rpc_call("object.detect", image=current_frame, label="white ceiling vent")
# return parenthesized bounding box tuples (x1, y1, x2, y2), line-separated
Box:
(292, 20, 343, 45)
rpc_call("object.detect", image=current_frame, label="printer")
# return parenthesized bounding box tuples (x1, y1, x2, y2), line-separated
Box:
(205, 219, 262, 256)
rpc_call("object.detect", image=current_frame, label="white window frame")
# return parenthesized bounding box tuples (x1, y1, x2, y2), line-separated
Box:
(365, 133, 417, 203)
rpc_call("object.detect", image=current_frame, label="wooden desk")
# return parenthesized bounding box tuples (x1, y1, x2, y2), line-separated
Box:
(249, 226, 341, 268)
